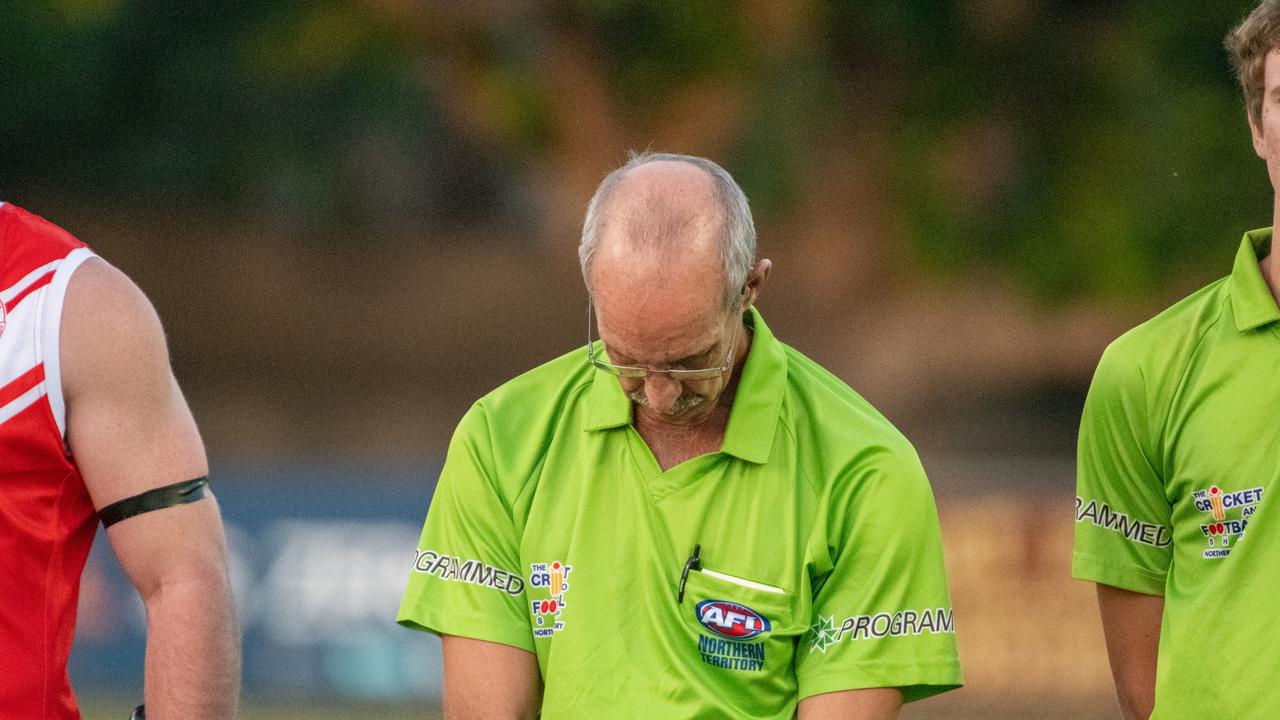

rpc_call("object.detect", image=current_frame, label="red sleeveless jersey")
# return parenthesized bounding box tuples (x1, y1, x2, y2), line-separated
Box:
(0, 203, 99, 720)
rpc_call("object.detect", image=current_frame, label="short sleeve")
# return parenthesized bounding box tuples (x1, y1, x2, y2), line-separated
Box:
(1072, 342, 1173, 596)
(396, 402, 534, 652)
(795, 445, 962, 703)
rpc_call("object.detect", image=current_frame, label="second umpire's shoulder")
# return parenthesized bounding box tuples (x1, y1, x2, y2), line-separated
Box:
(1095, 275, 1231, 411)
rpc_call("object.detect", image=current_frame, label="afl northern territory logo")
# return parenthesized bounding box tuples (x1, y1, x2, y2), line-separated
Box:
(695, 600, 771, 640)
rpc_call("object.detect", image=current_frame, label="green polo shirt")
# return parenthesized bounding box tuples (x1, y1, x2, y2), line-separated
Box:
(399, 309, 961, 719)
(1074, 228, 1280, 718)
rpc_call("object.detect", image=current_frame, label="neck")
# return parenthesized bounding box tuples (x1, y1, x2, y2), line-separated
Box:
(633, 400, 731, 472)
(1262, 239, 1280, 306)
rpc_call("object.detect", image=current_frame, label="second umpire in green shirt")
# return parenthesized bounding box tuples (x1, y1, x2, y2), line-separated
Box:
(1074, 2, 1280, 718)
(399, 152, 962, 719)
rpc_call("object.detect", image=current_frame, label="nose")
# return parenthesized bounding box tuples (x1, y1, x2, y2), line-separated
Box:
(643, 373, 683, 412)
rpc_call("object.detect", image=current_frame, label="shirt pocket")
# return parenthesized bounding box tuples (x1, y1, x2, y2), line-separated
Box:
(680, 566, 802, 692)
(683, 566, 801, 640)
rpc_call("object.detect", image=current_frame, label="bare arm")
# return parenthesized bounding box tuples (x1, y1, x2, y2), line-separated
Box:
(441, 635, 542, 719)
(797, 688, 903, 720)
(1096, 583, 1163, 720)
(63, 259, 240, 720)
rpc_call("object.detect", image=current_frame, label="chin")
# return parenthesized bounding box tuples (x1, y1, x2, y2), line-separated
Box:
(646, 404, 712, 425)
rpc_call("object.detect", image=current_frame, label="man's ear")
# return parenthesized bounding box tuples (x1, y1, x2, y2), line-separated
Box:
(741, 259, 772, 310)
(1251, 108, 1268, 159)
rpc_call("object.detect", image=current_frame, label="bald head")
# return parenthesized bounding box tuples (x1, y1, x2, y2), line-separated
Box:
(593, 160, 719, 280)
(578, 152, 757, 312)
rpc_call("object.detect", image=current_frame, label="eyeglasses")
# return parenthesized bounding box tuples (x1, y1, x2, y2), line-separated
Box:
(586, 299, 741, 382)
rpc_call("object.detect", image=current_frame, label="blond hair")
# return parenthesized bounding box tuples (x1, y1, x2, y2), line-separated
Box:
(1227, 0, 1280, 128)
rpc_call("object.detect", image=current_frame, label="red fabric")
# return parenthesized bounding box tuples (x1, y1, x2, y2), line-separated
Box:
(0, 203, 95, 720)
(0, 204, 85, 288)
(0, 365, 44, 408)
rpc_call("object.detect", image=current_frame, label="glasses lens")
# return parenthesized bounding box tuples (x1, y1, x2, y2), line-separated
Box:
(665, 368, 724, 382)
(605, 363, 648, 379)
(586, 300, 738, 381)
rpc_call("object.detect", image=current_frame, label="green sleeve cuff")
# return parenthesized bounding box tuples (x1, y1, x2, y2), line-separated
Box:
(397, 598, 536, 654)
(798, 659, 963, 704)
(1071, 551, 1167, 596)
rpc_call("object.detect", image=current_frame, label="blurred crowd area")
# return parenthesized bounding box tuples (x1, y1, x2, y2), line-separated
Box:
(5, 0, 1269, 715)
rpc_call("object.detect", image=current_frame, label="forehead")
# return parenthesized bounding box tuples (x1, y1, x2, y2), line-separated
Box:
(592, 255, 728, 363)
(1266, 50, 1280, 91)
(594, 287, 726, 362)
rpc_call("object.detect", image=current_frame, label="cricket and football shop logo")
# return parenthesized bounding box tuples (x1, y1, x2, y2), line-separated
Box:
(529, 561, 571, 637)
(1193, 485, 1264, 559)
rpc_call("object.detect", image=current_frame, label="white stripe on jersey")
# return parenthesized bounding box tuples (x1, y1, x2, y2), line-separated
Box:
(43, 248, 96, 438)
(0, 282, 40, 386)
(0, 382, 46, 428)
(1, 260, 59, 303)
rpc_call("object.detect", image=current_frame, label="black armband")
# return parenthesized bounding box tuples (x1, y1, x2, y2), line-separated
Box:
(99, 477, 211, 528)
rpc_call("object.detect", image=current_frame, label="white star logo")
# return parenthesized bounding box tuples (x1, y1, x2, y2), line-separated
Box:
(805, 615, 838, 654)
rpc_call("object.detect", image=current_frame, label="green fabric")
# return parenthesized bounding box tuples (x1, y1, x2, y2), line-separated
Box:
(1074, 228, 1280, 718)
(399, 309, 962, 719)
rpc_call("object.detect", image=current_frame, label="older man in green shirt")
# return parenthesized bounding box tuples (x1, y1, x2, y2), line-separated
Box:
(399, 152, 961, 719)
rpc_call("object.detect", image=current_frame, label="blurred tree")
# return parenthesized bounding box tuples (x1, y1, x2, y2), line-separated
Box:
(0, 0, 1270, 300)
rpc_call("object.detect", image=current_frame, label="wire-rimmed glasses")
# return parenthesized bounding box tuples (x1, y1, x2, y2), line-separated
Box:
(586, 299, 740, 382)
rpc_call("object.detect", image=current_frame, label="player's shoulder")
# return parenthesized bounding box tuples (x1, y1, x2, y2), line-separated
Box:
(65, 257, 159, 325)
(0, 203, 85, 250)
(62, 258, 171, 400)
(0, 203, 89, 286)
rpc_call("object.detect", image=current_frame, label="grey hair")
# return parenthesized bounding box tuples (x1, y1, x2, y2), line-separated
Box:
(578, 151, 756, 311)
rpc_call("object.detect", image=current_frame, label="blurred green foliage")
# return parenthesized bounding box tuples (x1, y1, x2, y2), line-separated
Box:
(1, 0, 1271, 300)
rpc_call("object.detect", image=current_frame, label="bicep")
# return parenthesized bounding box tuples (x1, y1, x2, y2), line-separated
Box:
(796, 687, 902, 719)
(63, 259, 206, 499)
(441, 635, 541, 720)
(61, 259, 220, 594)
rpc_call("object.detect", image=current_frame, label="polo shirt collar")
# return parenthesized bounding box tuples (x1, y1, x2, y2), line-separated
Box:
(583, 307, 787, 464)
(1232, 227, 1280, 333)
(720, 308, 785, 463)
(584, 342, 632, 431)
